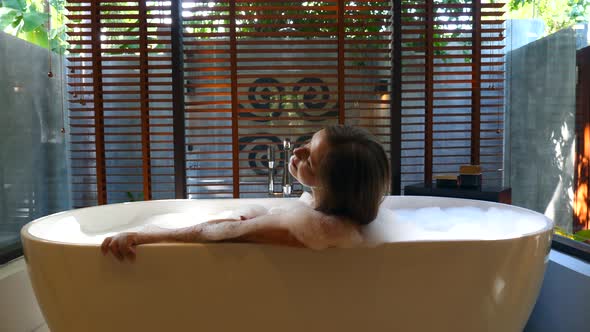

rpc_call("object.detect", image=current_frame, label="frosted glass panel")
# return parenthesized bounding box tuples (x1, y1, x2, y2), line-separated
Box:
(0, 32, 71, 263)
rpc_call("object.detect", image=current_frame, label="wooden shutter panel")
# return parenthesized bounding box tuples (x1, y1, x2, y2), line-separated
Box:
(399, 0, 505, 190)
(183, 1, 234, 198)
(67, 0, 175, 206)
(479, 1, 505, 185)
(66, 0, 504, 204)
(233, 1, 341, 197)
(343, 0, 393, 159)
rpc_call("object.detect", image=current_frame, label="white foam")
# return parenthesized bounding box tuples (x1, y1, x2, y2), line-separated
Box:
(29, 209, 234, 244)
(362, 206, 549, 246)
(27, 199, 550, 246)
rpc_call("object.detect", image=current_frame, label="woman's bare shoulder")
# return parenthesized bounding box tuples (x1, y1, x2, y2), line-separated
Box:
(280, 206, 363, 249)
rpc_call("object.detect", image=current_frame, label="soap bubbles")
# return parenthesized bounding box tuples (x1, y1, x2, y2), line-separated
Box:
(28, 200, 549, 246)
(362, 206, 548, 246)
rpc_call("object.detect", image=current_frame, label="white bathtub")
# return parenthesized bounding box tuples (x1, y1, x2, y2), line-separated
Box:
(21, 196, 553, 332)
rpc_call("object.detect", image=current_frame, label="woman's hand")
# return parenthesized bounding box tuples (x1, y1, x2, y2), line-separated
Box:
(101, 232, 140, 262)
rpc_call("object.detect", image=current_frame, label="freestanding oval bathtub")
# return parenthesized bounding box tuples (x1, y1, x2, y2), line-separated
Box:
(21, 196, 553, 332)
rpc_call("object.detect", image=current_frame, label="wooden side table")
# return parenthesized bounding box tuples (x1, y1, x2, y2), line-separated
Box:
(403, 183, 512, 204)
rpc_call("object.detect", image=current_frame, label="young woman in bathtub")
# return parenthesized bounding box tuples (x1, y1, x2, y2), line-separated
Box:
(101, 125, 390, 260)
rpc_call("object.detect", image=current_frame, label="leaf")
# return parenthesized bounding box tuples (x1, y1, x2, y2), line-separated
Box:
(50, 37, 67, 54)
(48, 0, 65, 12)
(509, 0, 528, 11)
(0, 8, 17, 30)
(1, 0, 26, 11)
(49, 25, 65, 39)
(20, 27, 48, 48)
(22, 10, 48, 32)
(10, 13, 21, 28)
(574, 229, 590, 242)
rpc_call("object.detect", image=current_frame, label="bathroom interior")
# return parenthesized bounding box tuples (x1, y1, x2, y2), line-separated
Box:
(1, 0, 590, 331)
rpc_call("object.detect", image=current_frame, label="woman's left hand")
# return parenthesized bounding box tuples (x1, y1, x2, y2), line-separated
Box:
(101, 232, 140, 261)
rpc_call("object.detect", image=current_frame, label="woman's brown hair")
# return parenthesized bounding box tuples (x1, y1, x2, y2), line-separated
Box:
(314, 125, 390, 225)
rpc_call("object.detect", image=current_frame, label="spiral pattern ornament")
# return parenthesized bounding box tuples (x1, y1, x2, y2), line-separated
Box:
(239, 78, 284, 121)
(293, 77, 338, 120)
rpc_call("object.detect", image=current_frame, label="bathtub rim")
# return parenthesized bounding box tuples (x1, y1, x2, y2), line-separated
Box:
(20, 195, 555, 247)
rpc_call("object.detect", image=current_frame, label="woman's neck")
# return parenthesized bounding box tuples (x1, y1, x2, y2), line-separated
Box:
(310, 187, 320, 208)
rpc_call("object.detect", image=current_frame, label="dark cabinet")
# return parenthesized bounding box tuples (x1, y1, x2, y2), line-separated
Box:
(404, 183, 512, 204)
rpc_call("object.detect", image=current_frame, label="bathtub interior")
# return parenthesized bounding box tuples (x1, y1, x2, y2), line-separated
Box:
(23, 196, 554, 245)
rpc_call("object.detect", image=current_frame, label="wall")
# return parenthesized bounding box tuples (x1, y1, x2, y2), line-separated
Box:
(504, 28, 577, 232)
(505, 19, 546, 52)
(0, 32, 71, 262)
(504, 23, 590, 332)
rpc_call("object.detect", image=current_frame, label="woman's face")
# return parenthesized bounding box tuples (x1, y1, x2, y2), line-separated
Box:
(288, 129, 329, 188)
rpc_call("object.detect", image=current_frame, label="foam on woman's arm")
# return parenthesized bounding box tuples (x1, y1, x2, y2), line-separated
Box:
(198, 214, 282, 241)
(137, 214, 303, 247)
(135, 202, 363, 250)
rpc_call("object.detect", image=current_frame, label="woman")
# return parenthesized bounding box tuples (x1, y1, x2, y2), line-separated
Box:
(102, 125, 390, 260)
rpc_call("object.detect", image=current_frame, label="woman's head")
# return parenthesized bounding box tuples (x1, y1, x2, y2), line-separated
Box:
(289, 125, 390, 225)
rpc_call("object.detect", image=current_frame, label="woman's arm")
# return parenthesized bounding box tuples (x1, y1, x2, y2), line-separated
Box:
(100, 215, 303, 261)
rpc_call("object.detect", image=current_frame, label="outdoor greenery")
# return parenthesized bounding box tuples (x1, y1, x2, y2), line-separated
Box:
(1, 0, 590, 51)
(508, 0, 590, 33)
(5, 0, 586, 51)
(555, 226, 590, 244)
(0, 0, 66, 52)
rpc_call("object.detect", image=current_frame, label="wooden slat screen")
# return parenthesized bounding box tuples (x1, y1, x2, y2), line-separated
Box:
(399, 0, 505, 190)
(181, 0, 392, 198)
(66, 0, 504, 204)
(183, 1, 234, 198)
(344, 0, 393, 163)
(67, 0, 175, 206)
(233, 0, 341, 198)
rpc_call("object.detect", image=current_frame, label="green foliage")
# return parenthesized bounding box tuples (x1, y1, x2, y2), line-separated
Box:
(554, 226, 575, 239)
(509, 0, 527, 11)
(0, 0, 507, 57)
(0, 0, 66, 53)
(508, 0, 590, 34)
(554, 226, 590, 243)
(22, 9, 47, 32)
(401, 0, 476, 62)
(126, 191, 144, 202)
(574, 229, 590, 242)
(2, 0, 26, 11)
